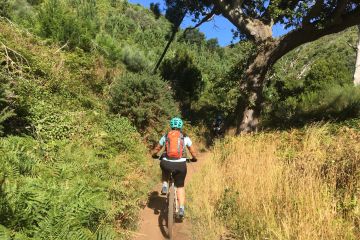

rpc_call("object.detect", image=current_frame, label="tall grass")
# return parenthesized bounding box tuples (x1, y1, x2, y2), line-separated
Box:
(188, 124, 360, 239)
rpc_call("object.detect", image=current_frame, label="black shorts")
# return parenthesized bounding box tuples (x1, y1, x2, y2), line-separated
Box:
(160, 160, 187, 188)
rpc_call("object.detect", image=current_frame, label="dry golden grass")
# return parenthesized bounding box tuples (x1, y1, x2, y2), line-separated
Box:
(188, 124, 360, 240)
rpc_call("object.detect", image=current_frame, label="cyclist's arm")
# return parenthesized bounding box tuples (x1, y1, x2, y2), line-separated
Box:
(152, 144, 162, 156)
(152, 135, 166, 157)
(187, 145, 197, 159)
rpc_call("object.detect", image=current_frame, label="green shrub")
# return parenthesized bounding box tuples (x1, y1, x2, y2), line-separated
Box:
(0, 0, 11, 18)
(37, 0, 99, 51)
(109, 72, 178, 144)
(150, 2, 161, 19)
(121, 46, 150, 72)
(95, 33, 123, 62)
(298, 85, 360, 121)
(161, 50, 203, 117)
(303, 56, 352, 92)
(264, 30, 357, 127)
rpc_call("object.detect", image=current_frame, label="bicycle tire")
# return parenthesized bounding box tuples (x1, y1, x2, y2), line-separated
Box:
(168, 184, 175, 239)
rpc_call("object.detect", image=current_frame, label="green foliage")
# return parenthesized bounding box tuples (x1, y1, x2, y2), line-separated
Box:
(0, 65, 30, 136)
(303, 56, 352, 92)
(37, 0, 99, 50)
(298, 85, 360, 121)
(150, 2, 161, 19)
(109, 72, 178, 144)
(180, 29, 206, 47)
(95, 33, 122, 62)
(161, 49, 203, 114)
(0, 0, 11, 18)
(0, 18, 155, 239)
(263, 27, 359, 127)
(0, 114, 151, 240)
(0, 74, 14, 135)
(215, 188, 270, 239)
(192, 41, 255, 125)
(121, 46, 150, 72)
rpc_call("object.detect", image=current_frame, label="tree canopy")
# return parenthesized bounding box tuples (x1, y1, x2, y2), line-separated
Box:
(170, 0, 360, 132)
(177, 1, 360, 44)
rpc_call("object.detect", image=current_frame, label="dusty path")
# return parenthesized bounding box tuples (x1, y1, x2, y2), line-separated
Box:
(133, 151, 210, 240)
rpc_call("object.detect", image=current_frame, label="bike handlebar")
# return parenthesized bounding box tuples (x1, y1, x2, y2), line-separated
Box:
(152, 155, 197, 162)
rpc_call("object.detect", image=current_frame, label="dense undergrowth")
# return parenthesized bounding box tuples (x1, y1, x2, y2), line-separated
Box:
(188, 122, 360, 239)
(0, 20, 157, 239)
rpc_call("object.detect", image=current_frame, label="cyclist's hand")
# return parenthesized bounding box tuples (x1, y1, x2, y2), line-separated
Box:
(191, 157, 198, 162)
(152, 153, 159, 159)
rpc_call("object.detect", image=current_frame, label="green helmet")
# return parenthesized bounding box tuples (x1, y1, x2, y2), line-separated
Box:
(170, 117, 183, 129)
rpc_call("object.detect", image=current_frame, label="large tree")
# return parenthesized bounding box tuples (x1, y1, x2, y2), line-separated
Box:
(170, 0, 360, 132)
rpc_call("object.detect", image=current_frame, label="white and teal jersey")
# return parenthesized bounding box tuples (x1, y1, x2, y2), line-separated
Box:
(159, 134, 192, 162)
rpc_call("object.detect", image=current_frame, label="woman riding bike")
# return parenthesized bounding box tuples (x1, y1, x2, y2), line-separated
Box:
(152, 117, 198, 218)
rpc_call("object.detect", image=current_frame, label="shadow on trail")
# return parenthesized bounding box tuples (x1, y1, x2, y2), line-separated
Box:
(147, 191, 169, 239)
(147, 191, 184, 239)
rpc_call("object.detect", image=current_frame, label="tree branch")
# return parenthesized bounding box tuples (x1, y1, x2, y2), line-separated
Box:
(303, 1, 323, 25)
(183, 9, 216, 35)
(272, 7, 360, 64)
(212, 0, 272, 42)
(333, 0, 350, 21)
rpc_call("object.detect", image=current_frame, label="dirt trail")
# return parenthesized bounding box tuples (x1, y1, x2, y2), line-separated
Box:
(133, 151, 210, 240)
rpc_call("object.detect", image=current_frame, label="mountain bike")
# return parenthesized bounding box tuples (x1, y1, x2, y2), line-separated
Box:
(156, 157, 196, 240)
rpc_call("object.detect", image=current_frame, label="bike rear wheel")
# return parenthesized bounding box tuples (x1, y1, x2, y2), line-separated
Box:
(168, 184, 175, 239)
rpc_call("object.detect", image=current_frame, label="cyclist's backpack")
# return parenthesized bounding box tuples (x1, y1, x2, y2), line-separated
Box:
(165, 130, 184, 160)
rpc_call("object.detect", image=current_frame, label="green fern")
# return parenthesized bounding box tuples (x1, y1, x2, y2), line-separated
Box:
(95, 226, 116, 240)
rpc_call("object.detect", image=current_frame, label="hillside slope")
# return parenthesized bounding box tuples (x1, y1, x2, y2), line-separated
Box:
(0, 19, 156, 239)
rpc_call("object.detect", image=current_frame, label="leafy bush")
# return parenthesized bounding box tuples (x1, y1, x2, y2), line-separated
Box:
(303, 56, 352, 92)
(298, 85, 360, 121)
(150, 2, 161, 19)
(0, 0, 11, 18)
(161, 49, 203, 116)
(121, 46, 150, 72)
(109, 72, 178, 143)
(179, 29, 206, 47)
(264, 39, 357, 127)
(95, 33, 123, 62)
(37, 0, 99, 51)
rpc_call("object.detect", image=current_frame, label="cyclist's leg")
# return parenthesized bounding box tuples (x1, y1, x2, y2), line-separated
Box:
(173, 162, 187, 215)
(177, 187, 185, 206)
(160, 161, 170, 194)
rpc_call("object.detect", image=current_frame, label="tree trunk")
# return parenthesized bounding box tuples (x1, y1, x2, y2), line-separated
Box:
(237, 41, 280, 133)
(153, 13, 186, 74)
(152, 28, 177, 74)
(354, 25, 360, 86)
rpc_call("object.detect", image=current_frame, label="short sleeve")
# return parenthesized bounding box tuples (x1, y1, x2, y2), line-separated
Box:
(159, 135, 166, 146)
(184, 136, 192, 147)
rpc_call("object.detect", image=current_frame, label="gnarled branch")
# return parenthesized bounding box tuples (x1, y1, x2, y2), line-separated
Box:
(183, 8, 216, 35)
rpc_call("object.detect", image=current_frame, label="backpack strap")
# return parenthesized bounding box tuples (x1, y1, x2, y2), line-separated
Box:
(179, 132, 185, 157)
(164, 132, 169, 152)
